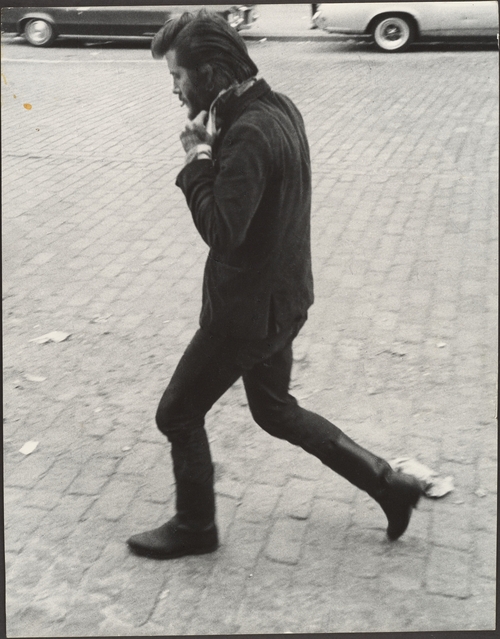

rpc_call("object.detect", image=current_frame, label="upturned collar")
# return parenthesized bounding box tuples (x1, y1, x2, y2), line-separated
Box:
(207, 78, 271, 140)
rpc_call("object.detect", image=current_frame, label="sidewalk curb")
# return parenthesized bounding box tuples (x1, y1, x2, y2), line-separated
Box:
(243, 34, 337, 43)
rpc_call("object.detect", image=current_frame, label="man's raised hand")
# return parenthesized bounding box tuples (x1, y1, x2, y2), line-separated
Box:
(180, 110, 212, 153)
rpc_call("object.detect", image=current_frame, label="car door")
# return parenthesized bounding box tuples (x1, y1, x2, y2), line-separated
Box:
(74, 6, 173, 37)
(414, 1, 498, 37)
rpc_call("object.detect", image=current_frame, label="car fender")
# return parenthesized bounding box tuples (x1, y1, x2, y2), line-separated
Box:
(365, 8, 420, 37)
(17, 12, 58, 35)
(315, 3, 420, 36)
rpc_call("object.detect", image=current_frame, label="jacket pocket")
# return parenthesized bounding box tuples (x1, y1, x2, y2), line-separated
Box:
(201, 256, 271, 339)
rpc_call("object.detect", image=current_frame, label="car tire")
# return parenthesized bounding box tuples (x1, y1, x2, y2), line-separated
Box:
(372, 15, 414, 52)
(23, 19, 57, 47)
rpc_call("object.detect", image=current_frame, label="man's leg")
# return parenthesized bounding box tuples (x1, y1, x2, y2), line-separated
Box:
(127, 328, 244, 559)
(243, 339, 423, 541)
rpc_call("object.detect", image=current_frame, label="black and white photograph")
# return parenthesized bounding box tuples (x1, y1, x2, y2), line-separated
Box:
(2, 1, 498, 635)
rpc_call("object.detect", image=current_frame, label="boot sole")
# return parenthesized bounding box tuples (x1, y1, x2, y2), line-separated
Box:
(128, 540, 219, 560)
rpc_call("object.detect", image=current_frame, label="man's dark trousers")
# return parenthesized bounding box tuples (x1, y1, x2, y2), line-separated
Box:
(155, 318, 393, 530)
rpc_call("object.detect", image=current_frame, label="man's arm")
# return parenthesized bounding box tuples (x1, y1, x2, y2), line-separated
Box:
(176, 120, 273, 255)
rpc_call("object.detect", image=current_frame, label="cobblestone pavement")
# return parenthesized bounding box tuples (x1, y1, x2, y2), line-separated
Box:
(2, 29, 498, 636)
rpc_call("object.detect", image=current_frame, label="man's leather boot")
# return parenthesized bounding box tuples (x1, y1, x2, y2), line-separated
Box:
(319, 430, 424, 541)
(127, 477, 218, 559)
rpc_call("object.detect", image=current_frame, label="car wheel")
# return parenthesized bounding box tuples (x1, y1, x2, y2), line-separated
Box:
(23, 19, 56, 47)
(372, 15, 414, 52)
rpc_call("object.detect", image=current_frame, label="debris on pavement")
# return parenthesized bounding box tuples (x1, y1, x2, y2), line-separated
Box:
(19, 440, 39, 455)
(24, 373, 46, 382)
(91, 314, 112, 323)
(390, 457, 454, 498)
(30, 331, 71, 344)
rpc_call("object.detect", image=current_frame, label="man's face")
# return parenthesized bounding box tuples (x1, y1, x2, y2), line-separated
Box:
(166, 49, 208, 120)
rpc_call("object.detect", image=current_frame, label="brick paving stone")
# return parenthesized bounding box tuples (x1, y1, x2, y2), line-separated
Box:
(68, 456, 120, 495)
(474, 530, 497, 581)
(275, 476, 316, 519)
(101, 564, 167, 628)
(115, 441, 164, 476)
(379, 553, 427, 592)
(16, 488, 61, 511)
(150, 561, 219, 634)
(426, 546, 471, 599)
(5, 451, 56, 489)
(430, 501, 472, 551)
(90, 476, 139, 522)
(233, 557, 295, 633)
(235, 483, 281, 524)
(265, 517, 308, 564)
(4, 506, 48, 554)
(314, 468, 358, 503)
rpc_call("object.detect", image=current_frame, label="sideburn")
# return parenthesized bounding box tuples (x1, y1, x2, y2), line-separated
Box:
(192, 65, 235, 106)
(188, 68, 216, 112)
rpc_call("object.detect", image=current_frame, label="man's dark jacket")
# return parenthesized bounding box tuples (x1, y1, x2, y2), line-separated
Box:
(176, 79, 314, 340)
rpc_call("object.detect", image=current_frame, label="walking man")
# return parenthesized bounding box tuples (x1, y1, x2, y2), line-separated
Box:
(127, 10, 423, 560)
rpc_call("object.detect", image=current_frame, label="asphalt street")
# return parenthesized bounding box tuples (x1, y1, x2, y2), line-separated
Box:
(2, 16, 498, 637)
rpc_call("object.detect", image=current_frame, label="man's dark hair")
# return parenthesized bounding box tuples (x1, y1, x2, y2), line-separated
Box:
(151, 10, 258, 89)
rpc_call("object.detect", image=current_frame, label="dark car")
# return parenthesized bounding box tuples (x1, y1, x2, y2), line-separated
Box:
(0, 5, 257, 47)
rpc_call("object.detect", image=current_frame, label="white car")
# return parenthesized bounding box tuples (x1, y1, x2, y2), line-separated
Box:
(313, 2, 499, 52)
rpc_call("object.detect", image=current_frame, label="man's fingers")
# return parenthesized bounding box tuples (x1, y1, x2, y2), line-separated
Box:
(193, 110, 208, 127)
(184, 110, 207, 133)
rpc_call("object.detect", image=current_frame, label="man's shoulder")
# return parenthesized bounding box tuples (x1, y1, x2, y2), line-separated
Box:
(238, 89, 303, 128)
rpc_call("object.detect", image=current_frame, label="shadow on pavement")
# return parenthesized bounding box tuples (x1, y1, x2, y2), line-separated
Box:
(2, 35, 153, 51)
(320, 38, 498, 54)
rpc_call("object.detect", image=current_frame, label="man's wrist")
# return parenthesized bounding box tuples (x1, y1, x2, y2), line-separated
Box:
(185, 143, 212, 165)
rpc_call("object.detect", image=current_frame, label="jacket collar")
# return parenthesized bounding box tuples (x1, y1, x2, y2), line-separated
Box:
(210, 78, 271, 139)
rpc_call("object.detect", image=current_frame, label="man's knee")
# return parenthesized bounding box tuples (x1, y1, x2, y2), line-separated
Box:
(155, 387, 204, 439)
(155, 388, 182, 438)
(248, 399, 295, 439)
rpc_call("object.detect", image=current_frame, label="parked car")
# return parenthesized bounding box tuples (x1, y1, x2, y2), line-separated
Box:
(0, 5, 257, 47)
(313, 2, 499, 52)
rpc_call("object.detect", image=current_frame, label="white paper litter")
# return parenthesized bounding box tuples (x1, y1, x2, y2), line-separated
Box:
(24, 374, 47, 382)
(390, 457, 454, 499)
(30, 331, 71, 344)
(19, 441, 39, 455)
